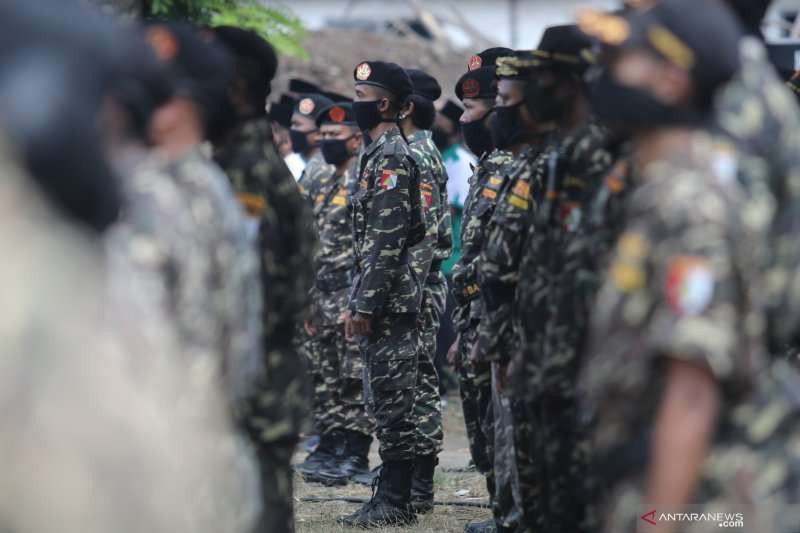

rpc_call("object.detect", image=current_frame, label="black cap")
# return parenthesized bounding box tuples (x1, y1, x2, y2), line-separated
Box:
(456, 66, 497, 101)
(269, 101, 293, 128)
(467, 47, 515, 71)
(406, 68, 442, 101)
(212, 26, 278, 84)
(353, 60, 413, 101)
(579, 0, 742, 102)
(289, 78, 321, 95)
(440, 100, 464, 125)
(315, 102, 357, 127)
(535, 24, 596, 75)
(293, 93, 335, 123)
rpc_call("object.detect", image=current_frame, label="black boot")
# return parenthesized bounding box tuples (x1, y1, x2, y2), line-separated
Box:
(295, 429, 344, 478)
(410, 454, 437, 514)
(464, 518, 498, 533)
(310, 430, 371, 486)
(352, 463, 382, 486)
(337, 459, 417, 528)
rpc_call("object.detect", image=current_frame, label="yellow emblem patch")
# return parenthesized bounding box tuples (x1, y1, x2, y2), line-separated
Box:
(513, 181, 530, 198)
(332, 195, 347, 206)
(489, 176, 503, 187)
(482, 188, 497, 200)
(508, 195, 529, 210)
(610, 232, 649, 292)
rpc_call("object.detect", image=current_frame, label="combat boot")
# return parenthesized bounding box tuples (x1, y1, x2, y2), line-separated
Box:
(464, 518, 498, 532)
(410, 454, 437, 514)
(337, 459, 417, 528)
(295, 429, 345, 478)
(352, 463, 382, 485)
(309, 429, 371, 486)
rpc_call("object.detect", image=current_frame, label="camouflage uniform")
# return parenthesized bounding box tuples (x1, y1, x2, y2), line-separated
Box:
(477, 142, 547, 529)
(298, 150, 334, 203)
(451, 148, 513, 479)
(512, 124, 616, 532)
(308, 159, 373, 438)
(214, 117, 316, 533)
(111, 153, 264, 407)
(578, 133, 768, 533)
(408, 129, 452, 458)
(350, 126, 424, 463)
(714, 37, 800, 355)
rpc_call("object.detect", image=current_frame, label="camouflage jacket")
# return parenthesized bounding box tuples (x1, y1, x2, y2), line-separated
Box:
(714, 37, 800, 351)
(214, 117, 317, 348)
(298, 150, 334, 204)
(475, 142, 548, 363)
(513, 123, 617, 397)
(450, 148, 514, 332)
(578, 133, 765, 511)
(408, 129, 452, 288)
(309, 159, 358, 326)
(349, 126, 424, 316)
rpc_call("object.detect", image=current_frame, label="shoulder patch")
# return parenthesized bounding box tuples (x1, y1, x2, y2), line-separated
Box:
(665, 256, 714, 316)
(379, 170, 398, 191)
(610, 231, 649, 292)
(512, 180, 531, 198)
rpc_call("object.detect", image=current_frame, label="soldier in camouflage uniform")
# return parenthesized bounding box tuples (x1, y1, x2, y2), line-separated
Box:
(397, 68, 452, 514)
(575, 4, 795, 531)
(338, 61, 425, 528)
(211, 27, 317, 533)
(299, 102, 375, 486)
(509, 26, 616, 533)
(473, 50, 556, 533)
(447, 48, 512, 533)
(291, 93, 335, 201)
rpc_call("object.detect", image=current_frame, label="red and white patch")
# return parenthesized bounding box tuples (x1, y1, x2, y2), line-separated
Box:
(462, 78, 481, 98)
(422, 190, 433, 207)
(665, 256, 714, 316)
(379, 170, 398, 191)
(468, 55, 483, 71)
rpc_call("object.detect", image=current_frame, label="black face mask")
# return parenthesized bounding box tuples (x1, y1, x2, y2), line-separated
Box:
(589, 70, 701, 132)
(491, 101, 525, 150)
(462, 112, 494, 157)
(353, 100, 387, 132)
(290, 128, 314, 154)
(431, 128, 450, 152)
(320, 136, 355, 166)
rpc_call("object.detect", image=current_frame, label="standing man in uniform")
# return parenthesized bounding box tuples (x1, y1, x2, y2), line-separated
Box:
(449, 49, 514, 533)
(473, 50, 554, 533)
(291, 92, 335, 200)
(300, 102, 375, 486)
(339, 60, 425, 528)
(211, 26, 317, 533)
(400, 68, 452, 514)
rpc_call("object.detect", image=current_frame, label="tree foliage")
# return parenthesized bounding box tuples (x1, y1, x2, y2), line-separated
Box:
(144, 0, 307, 58)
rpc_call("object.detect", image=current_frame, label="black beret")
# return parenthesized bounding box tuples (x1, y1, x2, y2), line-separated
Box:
(456, 66, 497, 101)
(440, 100, 464, 125)
(406, 68, 442, 101)
(467, 47, 515, 71)
(579, 0, 742, 101)
(315, 102, 357, 127)
(535, 24, 596, 75)
(269, 101, 293, 128)
(212, 26, 277, 82)
(279, 93, 297, 107)
(353, 60, 413, 101)
(289, 78, 321, 95)
(293, 93, 334, 122)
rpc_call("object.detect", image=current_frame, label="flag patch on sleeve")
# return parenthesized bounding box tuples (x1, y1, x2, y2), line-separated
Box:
(379, 170, 398, 191)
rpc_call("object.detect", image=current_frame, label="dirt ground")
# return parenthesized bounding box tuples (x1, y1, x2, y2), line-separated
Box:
(293, 393, 492, 533)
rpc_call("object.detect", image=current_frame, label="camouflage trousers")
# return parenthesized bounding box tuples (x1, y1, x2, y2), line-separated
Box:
(361, 314, 420, 462)
(513, 390, 591, 533)
(241, 342, 309, 533)
(457, 323, 493, 476)
(413, 282, 445, 457)
(308, 324, 374, 437)
(492, 367, 522, 530)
